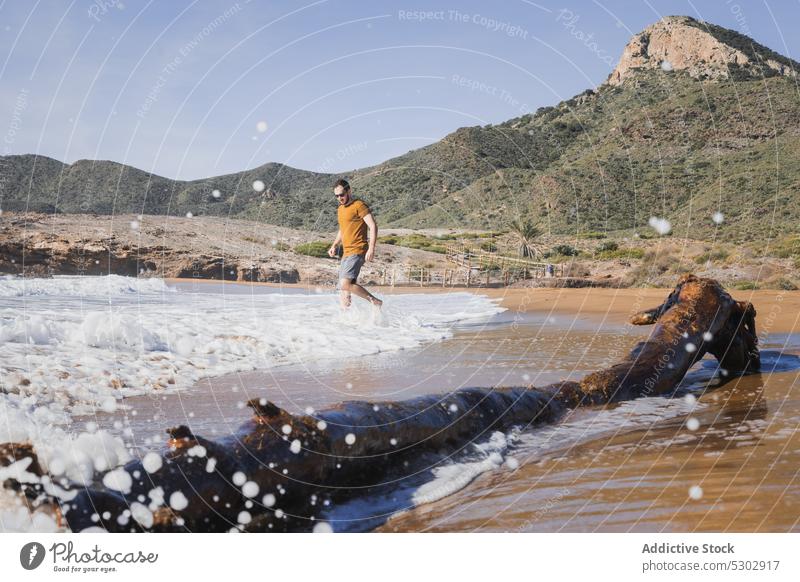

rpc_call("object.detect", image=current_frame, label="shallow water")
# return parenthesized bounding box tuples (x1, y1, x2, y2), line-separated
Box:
(0, 276, 502, 512)
(78, 293, 646, 443)
(76, 283, 800, 533)
(374, 348, 800, 532)
(3, 277, 798, 532)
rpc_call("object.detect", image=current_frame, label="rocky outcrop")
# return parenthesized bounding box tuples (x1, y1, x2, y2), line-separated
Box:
(0, 235, 149, 277)
(0, 234, 301, 283)
(0, 212, 445, 286)
(0, 213, 306, 283)
(608, 15, 798, 86)
(170, 257, 300, 283)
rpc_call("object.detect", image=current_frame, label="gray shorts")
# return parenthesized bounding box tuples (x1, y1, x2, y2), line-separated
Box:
(339, 253, 365, 282)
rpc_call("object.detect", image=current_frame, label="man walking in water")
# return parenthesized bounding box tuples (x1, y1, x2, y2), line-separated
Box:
(328, 179, 382, 309)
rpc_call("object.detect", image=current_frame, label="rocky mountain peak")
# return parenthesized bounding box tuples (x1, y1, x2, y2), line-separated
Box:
(607, 15, 798, 85)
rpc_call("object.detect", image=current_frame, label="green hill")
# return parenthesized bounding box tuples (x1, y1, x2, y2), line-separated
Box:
(1, 15, 798, 244)
(400, 70, 800, 243)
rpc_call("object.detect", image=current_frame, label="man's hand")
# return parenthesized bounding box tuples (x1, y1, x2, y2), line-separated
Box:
(328, 244, 338, 258)
(363, 213, 377, 263)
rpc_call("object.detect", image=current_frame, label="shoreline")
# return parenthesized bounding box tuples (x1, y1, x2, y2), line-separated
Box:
(4, 212, 797, 291)
(166, 277, 800, 334)
(90, 277, 800, 533)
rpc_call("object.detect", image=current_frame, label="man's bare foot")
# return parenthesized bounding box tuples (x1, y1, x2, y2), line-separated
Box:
(341, 293, 351, 308)
(371, 297, 383, 309)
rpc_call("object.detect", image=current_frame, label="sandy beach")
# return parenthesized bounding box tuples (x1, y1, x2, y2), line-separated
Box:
(40, 278, 793, 533)
(167, 277, 800, 334)
(2, 275, 798, 532)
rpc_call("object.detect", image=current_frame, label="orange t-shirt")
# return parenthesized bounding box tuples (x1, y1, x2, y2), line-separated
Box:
(337, 199, 371, 256)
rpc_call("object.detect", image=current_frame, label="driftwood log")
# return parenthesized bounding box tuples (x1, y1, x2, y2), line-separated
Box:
(0, 275, 760, 532)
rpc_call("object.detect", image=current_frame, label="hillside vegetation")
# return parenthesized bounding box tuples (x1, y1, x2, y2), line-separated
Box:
(1, 15, 798, 248)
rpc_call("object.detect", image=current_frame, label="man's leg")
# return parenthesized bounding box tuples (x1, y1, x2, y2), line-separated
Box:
(341, 279, 382, 307)
(339, 278, 352, 308)
(347, 280, 382, 307)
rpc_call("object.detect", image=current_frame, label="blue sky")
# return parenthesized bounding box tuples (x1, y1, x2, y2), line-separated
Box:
(1, 0, 798, 180)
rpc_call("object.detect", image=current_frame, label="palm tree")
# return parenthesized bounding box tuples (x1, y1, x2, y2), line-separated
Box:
(508, 218, 542, 259)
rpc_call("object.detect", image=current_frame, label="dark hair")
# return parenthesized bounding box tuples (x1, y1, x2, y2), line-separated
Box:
(334, 178, 350, 191)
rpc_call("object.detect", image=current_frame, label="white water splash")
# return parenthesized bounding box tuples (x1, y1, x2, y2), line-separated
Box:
(0, 275, 503, 531)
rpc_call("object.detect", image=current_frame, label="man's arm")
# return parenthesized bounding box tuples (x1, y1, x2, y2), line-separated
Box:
(363, 213, 377, 262)
(328, 229, 342, 257)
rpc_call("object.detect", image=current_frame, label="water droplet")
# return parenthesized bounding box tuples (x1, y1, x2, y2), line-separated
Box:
(648, 216, 671, 235)
(242, 481, 259, 498)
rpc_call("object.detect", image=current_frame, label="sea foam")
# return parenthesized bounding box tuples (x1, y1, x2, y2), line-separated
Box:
(0, 275, 503, 531)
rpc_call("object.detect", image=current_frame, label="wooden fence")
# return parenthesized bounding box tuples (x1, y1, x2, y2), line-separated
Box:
(374, 245, 564, 288)
(443, 244, 562, 277)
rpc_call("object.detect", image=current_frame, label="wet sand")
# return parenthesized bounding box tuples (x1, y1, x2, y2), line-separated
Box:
(166, 278, 800, 333)
(86, 281, 800, 532)
(380, 363, 800, 532)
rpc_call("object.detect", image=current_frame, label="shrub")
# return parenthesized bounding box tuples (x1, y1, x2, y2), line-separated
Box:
(578, 231, 607, 239)
(273, 242, 291, 252)
(294, 241, 332, 258)
(694, 249, 729, 264)
(550, 244, 579, 257)
(644, 251, 673, 274)
(596, 241, 618, 252)
(770, 235, 800, 259)
(733, 280, 759, 290)
(480, 241, 497, 252)
(377, 233, 447, 254)
(563, 262, 591, 277)
(770, 278, 798, 291)
(596, 247, 645, 260)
